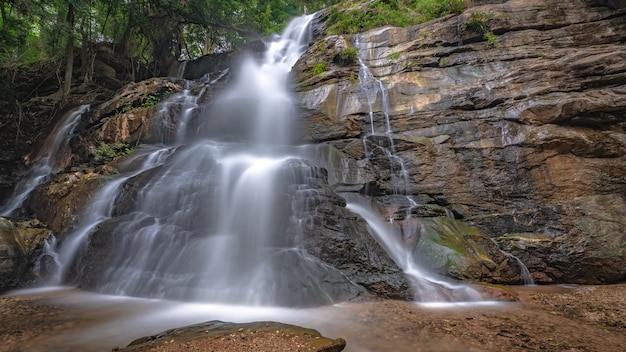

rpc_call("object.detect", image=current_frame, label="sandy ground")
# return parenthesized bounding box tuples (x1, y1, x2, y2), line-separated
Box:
(1, 284, 625, 352)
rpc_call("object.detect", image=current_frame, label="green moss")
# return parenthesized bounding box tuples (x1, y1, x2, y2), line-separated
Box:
(410, 217, 496, 275)
(388, 51, 401, 61)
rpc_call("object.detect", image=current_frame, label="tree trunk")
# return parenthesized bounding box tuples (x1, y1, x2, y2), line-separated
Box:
(0, 5, 7, 32)
(38, 17, 46, 60)
(80, 15, 88, 83)
(61, 3, 75, 101)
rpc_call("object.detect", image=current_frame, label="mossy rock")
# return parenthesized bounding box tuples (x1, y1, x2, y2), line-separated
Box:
(404, 217, 506, 281)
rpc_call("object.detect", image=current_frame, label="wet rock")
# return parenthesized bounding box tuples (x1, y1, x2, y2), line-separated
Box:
(0, 217, 53, 292)
(29, 172, 104, 235)
(497, 194, 626, 284)
(74, 157, 412, 306)
(404, 217, 523, 284)
(117, 321, 346, 352)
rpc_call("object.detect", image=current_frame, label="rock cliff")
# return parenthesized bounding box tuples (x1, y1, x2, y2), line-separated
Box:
(292, 0, 626, 284)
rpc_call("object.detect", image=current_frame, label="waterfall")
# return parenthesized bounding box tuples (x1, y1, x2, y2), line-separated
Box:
(486, 237, 535, 285)
(45, 14, 505, 307)
(0, 105, 89, 217)
(54, 15, 359, 306)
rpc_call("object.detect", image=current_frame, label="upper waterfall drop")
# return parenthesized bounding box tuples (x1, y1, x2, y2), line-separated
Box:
(197, 14, 314, 146)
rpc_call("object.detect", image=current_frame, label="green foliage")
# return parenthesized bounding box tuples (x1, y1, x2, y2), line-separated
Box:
(411, 0, 468, 21)
(141, 93, 159, 108)
(326, 0, 467, 35)
(349, 71, 357, 84)
(94, 143, 133, 164)
(483, 31, 499, 48)
(117, 87, 172, 115)
(338, 47, 359, 64)
(0, 0, 341, 70)
(312, 62, 328, 75)
(462, 12, 498, 48)
(119, 102, 133, 114)
(461, 12, 495, 32)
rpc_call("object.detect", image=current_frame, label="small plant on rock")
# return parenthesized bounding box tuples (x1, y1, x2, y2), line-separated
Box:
(339, 47, 359, 63)
(140, 93, 159, 108)
(94, 143, 133, 164)
(462, 12, 495, 33)
(388, 51, 401, 61)
(462, 12, 499, 48)
(312, 62, 328, 75)
(483, 31, 499, 48)
(349, 71, 357, 85)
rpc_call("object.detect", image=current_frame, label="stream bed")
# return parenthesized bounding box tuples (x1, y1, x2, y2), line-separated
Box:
(1, 285, 625, 352)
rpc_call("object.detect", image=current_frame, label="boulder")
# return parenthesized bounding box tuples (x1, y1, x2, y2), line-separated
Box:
(29, 171, 104, 235)
(0, 217, 54, 293)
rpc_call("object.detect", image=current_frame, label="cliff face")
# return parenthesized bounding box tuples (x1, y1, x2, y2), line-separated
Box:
(292, 0, 626, 284)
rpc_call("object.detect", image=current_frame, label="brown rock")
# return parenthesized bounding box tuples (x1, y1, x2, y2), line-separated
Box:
(293, 0, 626, 284)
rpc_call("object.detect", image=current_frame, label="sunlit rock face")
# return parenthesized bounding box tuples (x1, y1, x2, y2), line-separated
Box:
(292, 0, 626, 284)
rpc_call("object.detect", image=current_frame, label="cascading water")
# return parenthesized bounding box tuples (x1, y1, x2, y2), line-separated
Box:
(54, 14, 381, 306)
(0, 105, 89, 217)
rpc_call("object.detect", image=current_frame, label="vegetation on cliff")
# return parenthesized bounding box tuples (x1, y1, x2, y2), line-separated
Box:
(325, 0, 467, 34)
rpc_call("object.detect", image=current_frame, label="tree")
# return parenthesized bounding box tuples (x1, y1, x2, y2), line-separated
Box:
(1, 0, 340, 90)
(60, 1, 74, 100)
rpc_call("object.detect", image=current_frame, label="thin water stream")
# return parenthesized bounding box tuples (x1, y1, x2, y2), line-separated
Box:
(0, 105, 89, 217)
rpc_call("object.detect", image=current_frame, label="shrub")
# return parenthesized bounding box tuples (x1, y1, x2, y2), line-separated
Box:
(340, 47, 359, 63)
(94, 143, 133, 164)
(461, 12, 495, 32)
(312, 62, 328, 75)
(483, 31, 499, 48)
(462, 12, 499, 48)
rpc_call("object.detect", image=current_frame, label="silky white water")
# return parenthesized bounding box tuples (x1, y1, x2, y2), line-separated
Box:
(52, 15, 336, 306)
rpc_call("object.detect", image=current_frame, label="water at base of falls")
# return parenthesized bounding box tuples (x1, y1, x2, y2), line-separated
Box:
(44, 14, 500, 307)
